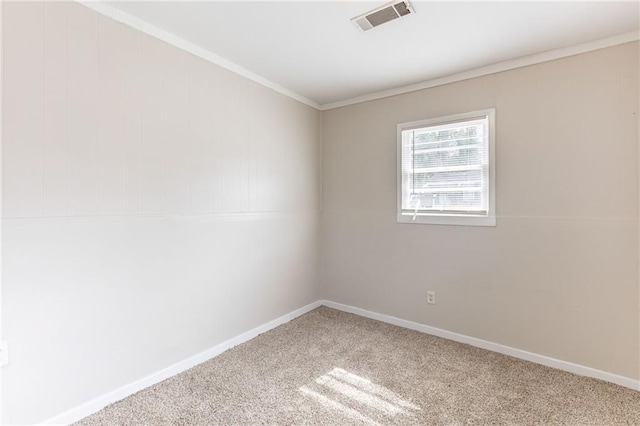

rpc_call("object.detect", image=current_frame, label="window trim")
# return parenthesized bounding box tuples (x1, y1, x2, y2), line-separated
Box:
(396, 108, 496, 227)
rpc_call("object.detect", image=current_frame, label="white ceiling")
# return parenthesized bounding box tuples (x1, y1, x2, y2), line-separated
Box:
(104, 1, 639, 106)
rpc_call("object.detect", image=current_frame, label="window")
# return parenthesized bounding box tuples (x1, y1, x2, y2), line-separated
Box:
(397, 109, 496, 226)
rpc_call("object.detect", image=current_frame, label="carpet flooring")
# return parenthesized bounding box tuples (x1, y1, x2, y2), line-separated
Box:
(76, 307, 640, 425)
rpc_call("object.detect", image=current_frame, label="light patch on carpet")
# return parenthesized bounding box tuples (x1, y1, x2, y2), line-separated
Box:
(328, 367, 421, 411)
(308, 367, 419, 417)
(299, 386, 383, 426)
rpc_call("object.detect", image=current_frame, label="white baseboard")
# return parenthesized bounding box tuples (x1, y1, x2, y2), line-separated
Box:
(41, 298, 639, 425)
(41, 300, 322, 426)
(321, 300, 640, 391)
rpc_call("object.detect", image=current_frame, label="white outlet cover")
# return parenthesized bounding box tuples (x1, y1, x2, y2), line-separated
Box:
(0, 341, 8, 366)
(427, 291, 436, 304)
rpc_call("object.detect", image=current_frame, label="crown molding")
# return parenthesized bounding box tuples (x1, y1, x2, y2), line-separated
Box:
(320, 30, 640, 111)
(76, 1, 322, 110)
(76, 1, 638, 114)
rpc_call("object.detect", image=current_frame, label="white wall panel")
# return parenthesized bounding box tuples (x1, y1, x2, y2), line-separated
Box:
(96, 17, 127, 215)
(139, 34, 164, 215)
(3, 1, 43, 218)
(66, 4, 98, 217)
(1, 2, 321, 424)
(188, 56, 215, 214)
(122, 27, 143, 215)
(43, 2, 68, 217)
(161, 46, 190, 215)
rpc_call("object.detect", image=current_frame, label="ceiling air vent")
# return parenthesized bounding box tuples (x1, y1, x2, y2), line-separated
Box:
(351, 0, 415, 32)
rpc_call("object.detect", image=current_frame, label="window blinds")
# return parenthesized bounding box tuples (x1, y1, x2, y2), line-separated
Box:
(401, 116, 489, 216)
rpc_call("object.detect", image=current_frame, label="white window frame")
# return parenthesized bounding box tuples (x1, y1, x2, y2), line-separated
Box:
(397, 109, 496, 227)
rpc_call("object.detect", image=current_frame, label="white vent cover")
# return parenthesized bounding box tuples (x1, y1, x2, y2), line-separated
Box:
(351, 0, 415, 32)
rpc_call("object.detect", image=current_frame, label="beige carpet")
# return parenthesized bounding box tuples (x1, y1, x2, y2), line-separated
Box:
(76, 307, 640, 425)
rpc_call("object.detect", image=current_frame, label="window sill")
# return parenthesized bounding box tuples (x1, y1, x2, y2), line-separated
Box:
(397, 213, 496, 227)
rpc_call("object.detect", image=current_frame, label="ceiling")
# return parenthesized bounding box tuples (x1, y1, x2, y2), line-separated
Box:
(104, 1, 639, 107)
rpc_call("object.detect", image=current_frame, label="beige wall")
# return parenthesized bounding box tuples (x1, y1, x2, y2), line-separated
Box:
(1, 2, 321, 424)
(322, 42, 639, 380)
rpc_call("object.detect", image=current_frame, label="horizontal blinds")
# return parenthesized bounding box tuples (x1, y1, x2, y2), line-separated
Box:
(401, 117, 489, 215)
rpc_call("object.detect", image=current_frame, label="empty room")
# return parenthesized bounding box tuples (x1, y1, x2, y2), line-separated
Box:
(1, 0, 639, 424)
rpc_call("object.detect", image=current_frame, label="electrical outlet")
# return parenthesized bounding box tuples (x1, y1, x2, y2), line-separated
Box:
(0, 341, 8, 367)
(427, 291, 436, 305)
